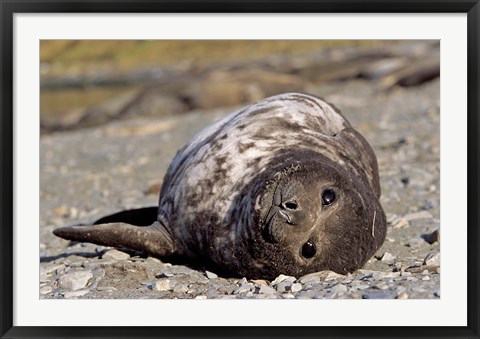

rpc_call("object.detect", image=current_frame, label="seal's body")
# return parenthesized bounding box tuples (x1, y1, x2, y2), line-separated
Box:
(54, 93, 386, 279)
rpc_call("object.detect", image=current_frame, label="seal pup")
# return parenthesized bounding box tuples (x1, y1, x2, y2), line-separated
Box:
(54, 92, 386, 279)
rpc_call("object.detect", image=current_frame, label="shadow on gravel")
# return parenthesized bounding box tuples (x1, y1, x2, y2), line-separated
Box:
(40, 250, 106, 263)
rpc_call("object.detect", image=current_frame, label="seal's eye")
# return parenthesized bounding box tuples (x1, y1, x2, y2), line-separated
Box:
(321, 189, 336, 206)
(301, 241, 316, 259)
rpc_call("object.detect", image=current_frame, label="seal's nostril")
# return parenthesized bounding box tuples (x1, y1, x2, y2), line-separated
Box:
(284, 201, 298, 210)
(301, 241, 316, 258)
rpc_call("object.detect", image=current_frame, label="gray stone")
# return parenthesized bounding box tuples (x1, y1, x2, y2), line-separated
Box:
(102, 249, 130, 261)
(325, 271, 344, 281)
(375, 283, 389, 290)
(297, 271, 330, 284)
(423, 252, 440, 267)
(396, 292, 409, 299)
(392, 218, 409, 229)
(173, 283, 189, 293)
(251, 279, 269, 286)
(40, 285, 53, 295)
(155, 279, 173, 291)
(386, 213, 398, 223)
(380, 252, 395, 262)
(205, 271, 218, 279)
(40, 271, 51, 283)
(380, 271, 401, 279)
(57, 270, 93, 291)
(63, 289, 90, 298)
(271, 274, 296, 285)
(290, 283, 303, 293)
(234, 283, 254, 294)
(257, 284, 277, 295)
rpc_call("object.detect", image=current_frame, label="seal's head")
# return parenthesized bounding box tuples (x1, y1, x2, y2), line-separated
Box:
(234, 151, 386, 280)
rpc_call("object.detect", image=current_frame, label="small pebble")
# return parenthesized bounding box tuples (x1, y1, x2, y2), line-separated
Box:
(375, 283, 389, 290)
(173, 283, 189, 293)
(325, 271, 344, 281)
(234, 283, 254, 294)
(42, 263, 66, 275)
(392, 218, 409, 229)
(40, 272, 51, 283)
(396, 292, 409, 299)
(297, 271, 328, 284)
(271, 274, 296, 285)
(194, 295, 207, 300)
(156, 271, 174, 278)
(205, 271, 218, 279)
(102, 249, 130, 261)
(40, 285, 53, 295)
(257, 284, 277, 295)
(290, 283, 303, 293)
(251, 279, 269, 286)
(386, 213, 398, 223)
(63, 289, 90, 298)
(423, 252, 440, 266)
(155, 279, 173, 291)
(380, 252, 395, 262)
(57, 270, 93, 291)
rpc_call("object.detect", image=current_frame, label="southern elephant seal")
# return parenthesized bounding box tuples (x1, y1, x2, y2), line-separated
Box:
(54, 92, 386, 279)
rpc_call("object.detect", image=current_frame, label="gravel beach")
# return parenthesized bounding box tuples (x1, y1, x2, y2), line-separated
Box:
(40, 76, 440, 299)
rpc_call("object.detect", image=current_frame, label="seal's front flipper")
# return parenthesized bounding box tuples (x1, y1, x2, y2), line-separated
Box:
(53, 221, 175, 258)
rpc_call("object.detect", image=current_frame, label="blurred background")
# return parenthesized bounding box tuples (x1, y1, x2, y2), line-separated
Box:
(40, 40, 439, 134)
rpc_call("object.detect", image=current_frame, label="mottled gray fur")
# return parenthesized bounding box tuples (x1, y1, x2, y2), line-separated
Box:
(54, 93, 386, 279)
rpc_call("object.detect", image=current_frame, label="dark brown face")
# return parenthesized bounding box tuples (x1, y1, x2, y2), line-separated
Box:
(246, 157, 386, 280)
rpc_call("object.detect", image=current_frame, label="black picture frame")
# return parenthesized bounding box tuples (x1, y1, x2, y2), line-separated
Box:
(1, 1, 479, 338)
